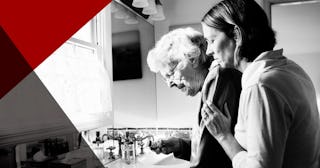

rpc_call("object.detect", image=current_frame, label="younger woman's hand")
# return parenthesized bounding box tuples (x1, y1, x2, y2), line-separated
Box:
(201, 101, 232, 142)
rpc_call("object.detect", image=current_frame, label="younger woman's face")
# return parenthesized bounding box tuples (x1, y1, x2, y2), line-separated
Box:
(202, 23, 236, 68)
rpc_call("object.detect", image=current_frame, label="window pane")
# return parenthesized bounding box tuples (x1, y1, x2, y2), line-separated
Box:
(35, 42, 112, 119)
(72, 20, 94, 43)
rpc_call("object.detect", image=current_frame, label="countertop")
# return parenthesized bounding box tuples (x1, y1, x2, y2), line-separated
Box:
(104, 149, 190, 168)
(61, 147, 190, 168)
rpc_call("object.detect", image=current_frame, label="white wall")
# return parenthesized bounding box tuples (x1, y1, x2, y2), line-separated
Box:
(271, 1, 320, 107)
(111, 16, 157, 128)
(163, 0, 264, 27)
(162, 0, 217, 26)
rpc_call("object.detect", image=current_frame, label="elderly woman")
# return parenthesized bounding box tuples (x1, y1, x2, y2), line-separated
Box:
(147, 27, 242, 168)
(200, 0, 320, 168)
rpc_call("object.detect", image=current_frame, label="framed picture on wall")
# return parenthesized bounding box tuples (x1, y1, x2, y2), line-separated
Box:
(112, 31, 142, 81)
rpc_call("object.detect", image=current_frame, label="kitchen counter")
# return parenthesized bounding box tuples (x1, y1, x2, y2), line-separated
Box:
(104, 149, 190, 168)
(105, 159, 161, 168)
(58, 147, 190, 168)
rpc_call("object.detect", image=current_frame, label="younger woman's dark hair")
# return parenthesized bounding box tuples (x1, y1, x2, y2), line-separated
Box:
(202, 0, 276, 62)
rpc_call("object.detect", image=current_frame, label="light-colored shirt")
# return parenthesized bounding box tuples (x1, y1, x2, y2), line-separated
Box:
(232, 49, 320, 168)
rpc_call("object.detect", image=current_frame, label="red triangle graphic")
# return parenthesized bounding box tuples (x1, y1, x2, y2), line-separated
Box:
(0, 26, 33, 99)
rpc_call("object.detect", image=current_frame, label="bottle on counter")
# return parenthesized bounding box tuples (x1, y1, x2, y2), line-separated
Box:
(92, 131, 105, 161)
(121, 132, 136, 164)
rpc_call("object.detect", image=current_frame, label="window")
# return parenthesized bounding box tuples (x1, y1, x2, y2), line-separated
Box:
(35, 10, 112, 130)
(72, 19, 96, 43)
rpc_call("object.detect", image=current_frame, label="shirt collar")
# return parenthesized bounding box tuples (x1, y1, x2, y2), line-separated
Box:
(241, 49, 284, 88)
(253, 49, 284, 62)
(243, 49, 284, 74)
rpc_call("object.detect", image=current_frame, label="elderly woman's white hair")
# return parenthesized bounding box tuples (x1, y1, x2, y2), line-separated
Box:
(147, 27, 209, 73)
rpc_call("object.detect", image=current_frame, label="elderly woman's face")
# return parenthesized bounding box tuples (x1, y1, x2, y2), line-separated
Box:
(202, 23, 236, 68)
(160, 59, 206, 96)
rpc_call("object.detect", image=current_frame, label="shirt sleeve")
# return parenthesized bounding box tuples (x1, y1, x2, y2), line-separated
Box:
(232, 151, 247, 168)
(173, 138, 191, 161)
(233, 84, 291, 168)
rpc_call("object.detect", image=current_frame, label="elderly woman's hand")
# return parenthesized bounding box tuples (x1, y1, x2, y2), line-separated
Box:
(201, 101, 232, 142)
(150, 137, 180, 155)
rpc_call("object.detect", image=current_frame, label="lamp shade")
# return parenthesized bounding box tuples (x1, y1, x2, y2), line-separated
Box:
(114, 7, 129, 19)
(132, 0, 149, 8)
(142, 0, 157, 15)
(149, 4, 165, 21)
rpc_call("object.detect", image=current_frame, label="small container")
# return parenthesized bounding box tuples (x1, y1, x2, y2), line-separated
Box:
(122, 142, 136, 164)
(121, 132, 136, 164)
(92, 131, 106, 161)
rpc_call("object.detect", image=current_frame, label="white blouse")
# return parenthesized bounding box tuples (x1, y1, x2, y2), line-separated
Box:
(232, 49, 320, 168)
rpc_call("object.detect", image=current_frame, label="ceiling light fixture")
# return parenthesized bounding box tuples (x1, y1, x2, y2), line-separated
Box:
(149, 0, 165, 21)
(142, 0, 157, 15)
(132, 0, 149, 8)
